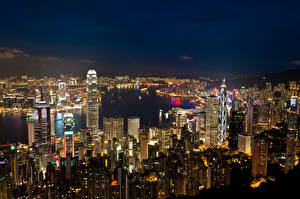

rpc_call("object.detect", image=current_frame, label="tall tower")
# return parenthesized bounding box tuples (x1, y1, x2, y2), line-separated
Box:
(284, 96, 298, 174)
(246, 98, 258, 136)
(127, 117, 140, 141)
(205, 95, 219, 148)
(58, 81, 66, 101)
(34, 101, 51, 173)
(218, 78, 227, 143)
(27, 116, 35, 147)
(252, 138, 268, 177)
(86, 69, 99, 139)
(63, 112, 75, 157)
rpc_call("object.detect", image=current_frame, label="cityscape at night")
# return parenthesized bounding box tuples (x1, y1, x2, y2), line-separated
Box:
(0, 1, 300, 198)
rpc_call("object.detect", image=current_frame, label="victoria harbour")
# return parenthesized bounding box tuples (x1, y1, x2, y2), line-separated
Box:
(0, 87, 172, 144)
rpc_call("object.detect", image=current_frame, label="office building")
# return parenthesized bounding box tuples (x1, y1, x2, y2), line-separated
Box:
(218, 78, 227, 143)
(63, 112, 75, 157)
(86, 69, 99, 139)
(58, 81, 66, 101)
(205, 95, 219, 148)
(103, 117, 124, 141)
(238, 134, 251, 154)
(128, 117, 140, 141)
(252, 138, 268, 177)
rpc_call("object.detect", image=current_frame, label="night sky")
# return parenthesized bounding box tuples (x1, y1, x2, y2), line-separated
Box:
(1, 0, 300, 77)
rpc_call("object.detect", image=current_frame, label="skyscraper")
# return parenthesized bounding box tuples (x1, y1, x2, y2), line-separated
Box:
(58, 81, 66, 101)
(34, 100, 51, 173)
(284, 97, 298, 174)
(127, 117, 140, 141)
(63, 112, 75, 157)
(205, 95, 219, 148)
(245, 98, 258, 136)
(218, 78, 227, 143)
(103, 117, 124, 141)
(228, 110, 244, 150)
(252, 138, 268, 177)
(27, 116, 34, 147)
(86, 69, 99, 140)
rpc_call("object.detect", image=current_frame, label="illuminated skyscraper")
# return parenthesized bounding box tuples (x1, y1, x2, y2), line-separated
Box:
(86, 69, 99, 139)
(127, 117, 140, 141)
(27, 116, 34, 147)
(245, 98, 258, 136)
(103, 117, 124, 141)
(50, 109, 56, 136)
(218, 78, 228, 143)
(205, 95, 219, 148)
(58, 81, 66, 101)
(139, 130, 148, 160)
(228, 109, 244, 150)
(63, 112, 75, 157)
(252, 138, 268, 177)
(34, 100, 51, 173)
(284, 96, 298, 174)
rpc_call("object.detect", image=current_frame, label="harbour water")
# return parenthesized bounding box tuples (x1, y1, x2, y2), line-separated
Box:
(0, 87, 172, 144)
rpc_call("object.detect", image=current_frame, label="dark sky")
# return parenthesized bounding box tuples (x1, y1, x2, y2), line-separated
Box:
(1, 0, 300, 77)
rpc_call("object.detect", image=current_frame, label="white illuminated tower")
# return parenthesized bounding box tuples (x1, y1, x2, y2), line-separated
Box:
(218, 78, 227, 143)
(128, 117, 140, 141)
(63, 112, 75, 157)
(86, 69, 99, 139)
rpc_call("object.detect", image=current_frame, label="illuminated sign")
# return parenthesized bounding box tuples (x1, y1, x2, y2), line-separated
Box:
(172, 97, 181, 105)
(10, 145, 15, 150)
(65, 131, 74, 135)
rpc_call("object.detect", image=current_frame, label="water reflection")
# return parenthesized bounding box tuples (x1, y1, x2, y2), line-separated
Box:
(0, 87, 171, 143)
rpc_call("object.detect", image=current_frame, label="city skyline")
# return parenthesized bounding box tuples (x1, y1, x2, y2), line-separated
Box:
(0, 68, 299, 197)
(0, 1, 300, 198)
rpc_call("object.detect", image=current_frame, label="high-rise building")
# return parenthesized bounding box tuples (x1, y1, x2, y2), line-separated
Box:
(58, 81, 66, 101)
(206, 150, 230, 189)
(238, 134, 251, 154)
(65, 153, 72, 181)
(27, 116, 34, 147)
(205, 95, 219, 148)
(127, 117, 140, 141)
(86, 69, 99, 140)
(218, 78, 228, 143)
(285, 130, 296, 174)
(63, 112, 75, 157)
(252, 138, 268, 177)
(103, 117, 124, 141)
(34, 100, 51, 173)
(139, 130, 148, 161)
(245, 98, 258, 136)
(229, 110, 244, 150)
(284, 97, 298, 174)
(257, 102, 272, 132)
(50, 109, 56, 136)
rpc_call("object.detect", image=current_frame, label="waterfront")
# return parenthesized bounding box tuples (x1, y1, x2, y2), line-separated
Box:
(0, 87, 172, 144)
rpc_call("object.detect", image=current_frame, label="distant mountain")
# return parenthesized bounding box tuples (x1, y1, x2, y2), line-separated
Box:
(227, 68, 300, 89)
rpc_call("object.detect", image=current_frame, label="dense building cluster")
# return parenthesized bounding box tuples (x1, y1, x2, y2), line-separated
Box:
(0, 70, 299, 198)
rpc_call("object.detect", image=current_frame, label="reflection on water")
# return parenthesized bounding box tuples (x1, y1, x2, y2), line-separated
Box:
(0, 87, 171, 144)
(0, 112, 28, 144)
